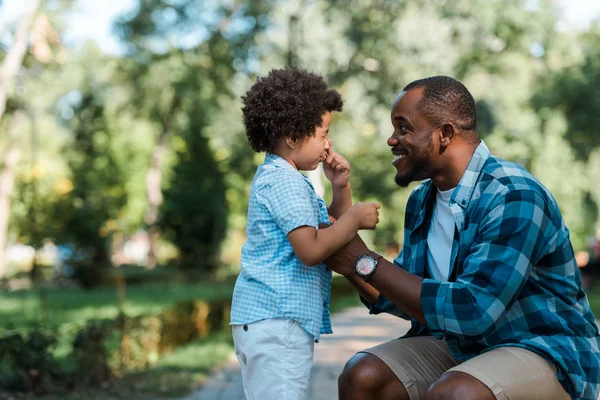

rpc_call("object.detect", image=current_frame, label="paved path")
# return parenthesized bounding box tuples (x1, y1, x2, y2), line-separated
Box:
(184, 307, 411, 400)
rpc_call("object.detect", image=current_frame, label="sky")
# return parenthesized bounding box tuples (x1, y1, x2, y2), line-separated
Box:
(0, 0, 599, 54)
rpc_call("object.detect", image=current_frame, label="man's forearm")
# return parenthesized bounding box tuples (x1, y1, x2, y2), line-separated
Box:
(328, 183, 352, 219)
(368, 259, 426, 325)
(345, 274, 380, 304)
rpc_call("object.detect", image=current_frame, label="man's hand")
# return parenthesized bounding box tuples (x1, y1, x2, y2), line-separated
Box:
(323, 145, 350, 189)
(324, 234, 370, 276)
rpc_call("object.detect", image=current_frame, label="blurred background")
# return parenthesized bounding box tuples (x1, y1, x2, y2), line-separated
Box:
(1, 0, 600, 398)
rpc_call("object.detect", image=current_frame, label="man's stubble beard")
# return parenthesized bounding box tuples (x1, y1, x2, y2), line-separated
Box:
(394, 135, 433, 188)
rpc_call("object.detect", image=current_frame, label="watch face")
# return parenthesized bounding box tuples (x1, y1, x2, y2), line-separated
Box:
(357, 257, 375, 275)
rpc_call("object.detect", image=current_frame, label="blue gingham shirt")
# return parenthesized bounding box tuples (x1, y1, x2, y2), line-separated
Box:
(364, 141, 600, 400)
(230, 153, 333, 341)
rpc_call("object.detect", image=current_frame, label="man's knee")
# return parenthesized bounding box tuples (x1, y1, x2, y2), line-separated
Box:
(338, 353, 408, 400)
(426, 371, 495, 400)
(339, 353, 386, 391)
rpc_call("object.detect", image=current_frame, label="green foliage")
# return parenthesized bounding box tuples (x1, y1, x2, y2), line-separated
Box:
(72, 321, 113, 387)
(0, 329, 61, 393)
(160, 128, 228, 272)
(53, 89, 127, 285)
(115, 314, 162, 371)
(3, 0, 600, 273)
(533, 22, 600, 159)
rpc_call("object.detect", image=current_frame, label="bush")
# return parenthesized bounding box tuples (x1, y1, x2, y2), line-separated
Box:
(0, 299, 233, 396)
(0, 329, 62, 393)
(72, 320, 113, 387)
(116, 314, 162, 371)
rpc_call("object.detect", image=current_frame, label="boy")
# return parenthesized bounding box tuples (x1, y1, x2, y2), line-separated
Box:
(230, 67, 380, 400)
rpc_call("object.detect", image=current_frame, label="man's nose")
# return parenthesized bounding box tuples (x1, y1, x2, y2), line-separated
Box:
(387, 134, 399, 146)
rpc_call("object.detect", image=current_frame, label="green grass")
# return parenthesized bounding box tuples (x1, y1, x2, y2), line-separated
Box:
(0, 281, 235, 331)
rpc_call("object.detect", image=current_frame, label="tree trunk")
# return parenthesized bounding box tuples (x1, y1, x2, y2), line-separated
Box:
(144, 98, 181, 269)
(0, 0, 43, 124)
(0, 113, 25, 277)
(0, 0, 43, 277)
(144, 133, 166, 269)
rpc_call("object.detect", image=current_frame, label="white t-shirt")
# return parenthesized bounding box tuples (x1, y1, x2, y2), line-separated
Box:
(426, 187, 456, 281)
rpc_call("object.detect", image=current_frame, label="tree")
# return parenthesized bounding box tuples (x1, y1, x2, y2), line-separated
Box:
(114, 0, 270, 269)
(159, 102, 227, 272)
(0, 0, 44, 277)
(54, 89, 126, 287)
(533, 22, 600, 160)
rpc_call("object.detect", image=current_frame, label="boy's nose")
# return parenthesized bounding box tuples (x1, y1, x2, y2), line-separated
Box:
(325, 138, 332, 149)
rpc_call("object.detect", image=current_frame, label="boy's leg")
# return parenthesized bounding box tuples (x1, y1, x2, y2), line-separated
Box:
(232, 318, 314, 400)
(442, 346, 570, 400)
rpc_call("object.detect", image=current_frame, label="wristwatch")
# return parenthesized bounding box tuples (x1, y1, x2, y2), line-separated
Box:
(355, 251, 383, 282)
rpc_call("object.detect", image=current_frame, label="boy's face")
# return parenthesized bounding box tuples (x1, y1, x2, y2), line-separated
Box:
(292, 111, 331, 171)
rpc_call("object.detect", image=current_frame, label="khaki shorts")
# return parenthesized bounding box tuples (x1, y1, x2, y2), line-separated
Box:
(360, 336, 570, 400)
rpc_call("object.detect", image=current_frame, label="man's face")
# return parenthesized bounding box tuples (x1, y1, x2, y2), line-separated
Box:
(387, 89, 437, 187)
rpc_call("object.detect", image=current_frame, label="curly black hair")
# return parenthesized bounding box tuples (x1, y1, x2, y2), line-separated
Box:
(241, 67, 343, 153)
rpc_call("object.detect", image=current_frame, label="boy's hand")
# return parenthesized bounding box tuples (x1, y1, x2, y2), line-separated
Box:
(347, 202, 381, 230)
(323, 144, 350, 188)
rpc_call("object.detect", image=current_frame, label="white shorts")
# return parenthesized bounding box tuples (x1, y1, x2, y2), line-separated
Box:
(232, 318, 315, 400)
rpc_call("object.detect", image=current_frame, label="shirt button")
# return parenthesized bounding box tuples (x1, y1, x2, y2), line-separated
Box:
(319, 203, 323, 208)
(323, 301, 327, 307)
(243, 324, 248, 331)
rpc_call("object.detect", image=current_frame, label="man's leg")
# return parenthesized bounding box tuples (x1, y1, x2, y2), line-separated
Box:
(338, 336, 459, 400)
(338, 353, 409, 400)
(429, 346, 571, 400)
(426, 372, 495, 400)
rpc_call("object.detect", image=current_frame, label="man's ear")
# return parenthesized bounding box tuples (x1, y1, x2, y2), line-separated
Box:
(439, 124, 455, 148)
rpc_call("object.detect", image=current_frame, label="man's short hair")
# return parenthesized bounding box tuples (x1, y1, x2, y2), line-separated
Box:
(403, 76, 477, 134)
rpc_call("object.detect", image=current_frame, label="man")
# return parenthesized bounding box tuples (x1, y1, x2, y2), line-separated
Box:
(325, 76, 600, 400)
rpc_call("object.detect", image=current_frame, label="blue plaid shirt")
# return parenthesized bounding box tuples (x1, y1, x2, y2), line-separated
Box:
(365, 142, 600, 400)
(230, 153, 333, 341)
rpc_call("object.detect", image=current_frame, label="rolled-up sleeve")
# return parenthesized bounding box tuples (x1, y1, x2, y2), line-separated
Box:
(421, 189, 555, 341)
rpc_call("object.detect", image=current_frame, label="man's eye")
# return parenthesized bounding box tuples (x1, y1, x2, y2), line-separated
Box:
(399, 126, 408, 133)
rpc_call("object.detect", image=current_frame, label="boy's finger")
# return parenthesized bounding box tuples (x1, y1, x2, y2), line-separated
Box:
(325, 152, 336, 165)
(327, 148, 340, 159)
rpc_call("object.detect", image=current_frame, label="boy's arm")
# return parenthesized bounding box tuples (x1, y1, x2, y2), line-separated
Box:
(323, 147, 352, 219)
(328, 183, 352, 219)
(288, 202, 379, 266)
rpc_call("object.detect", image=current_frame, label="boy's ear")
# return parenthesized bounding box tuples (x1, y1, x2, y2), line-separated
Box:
(285, 136, 300, 149)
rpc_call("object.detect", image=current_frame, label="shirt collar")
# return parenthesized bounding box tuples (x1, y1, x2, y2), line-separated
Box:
(264, 152, 297, 171)
(413, 140, 490, 231)
(450, 140, 490, 209)
(263, 152, 316, 190)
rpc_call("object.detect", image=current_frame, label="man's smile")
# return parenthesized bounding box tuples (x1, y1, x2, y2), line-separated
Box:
(392, 148, 408, 165)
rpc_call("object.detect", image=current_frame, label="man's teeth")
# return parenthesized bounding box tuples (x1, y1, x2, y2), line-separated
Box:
(394, 154, 406, 162)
